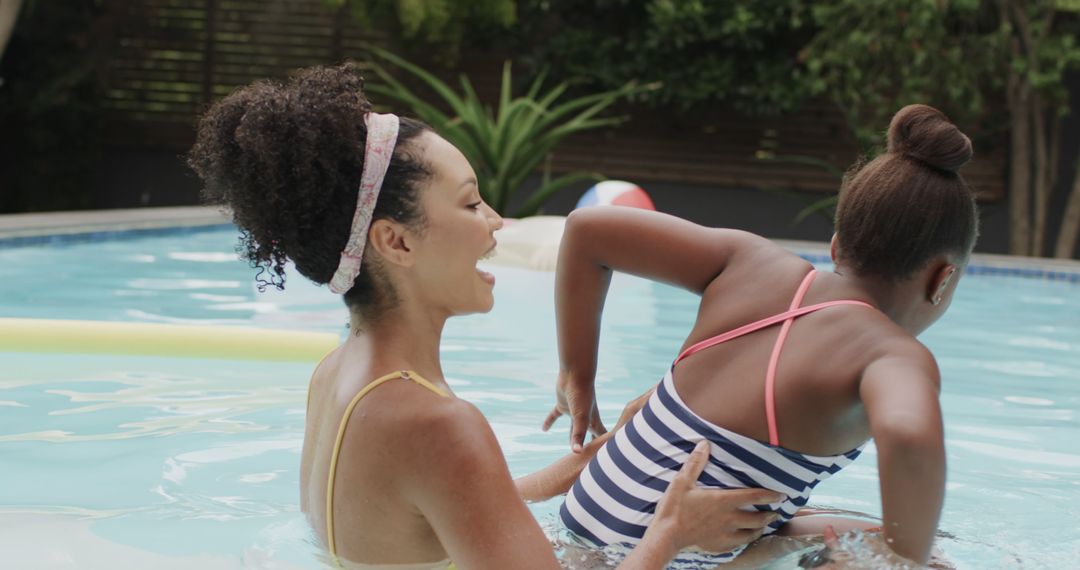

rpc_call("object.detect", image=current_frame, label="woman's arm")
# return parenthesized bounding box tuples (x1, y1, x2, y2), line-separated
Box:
(406, 402, 781, 569)
(859, 347, 946, 565)
(525, 384, 658, 501)
(515, 429, 613, 503)
(404, 401, 561, 569)
(518, 382, 652, 503)
(548, 207, 759, 450)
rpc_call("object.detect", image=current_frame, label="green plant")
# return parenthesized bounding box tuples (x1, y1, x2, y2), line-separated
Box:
(509, 0, 812, 113)
(326, 0, 516, 63)
(366, 47, 656, 217)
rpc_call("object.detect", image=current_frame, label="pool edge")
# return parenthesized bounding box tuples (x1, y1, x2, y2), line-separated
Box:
(2, 210, 1078, 281)
(0, 206, 232, 248)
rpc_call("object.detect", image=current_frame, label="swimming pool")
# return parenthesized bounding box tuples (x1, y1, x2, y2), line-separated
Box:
(1, 228, 1077, 569)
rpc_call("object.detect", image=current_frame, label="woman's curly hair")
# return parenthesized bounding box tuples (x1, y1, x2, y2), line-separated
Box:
(187, 63, 431, 320)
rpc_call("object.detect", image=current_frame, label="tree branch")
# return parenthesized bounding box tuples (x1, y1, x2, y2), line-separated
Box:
(1054, 146, 1080, 259)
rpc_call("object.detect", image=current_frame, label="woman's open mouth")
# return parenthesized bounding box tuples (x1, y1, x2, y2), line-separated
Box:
(477, 243, 497, 285)
(476, 268, 495, 285)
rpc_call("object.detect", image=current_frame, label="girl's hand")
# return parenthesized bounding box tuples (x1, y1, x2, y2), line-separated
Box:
(800, 526, 954, 570)
(797, 526, 844, 569)
(646, 441, 784, 555)
(542, 371, 606, 452)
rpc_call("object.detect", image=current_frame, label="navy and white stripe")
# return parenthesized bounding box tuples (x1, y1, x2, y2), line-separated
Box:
(561, 369, 863, 565)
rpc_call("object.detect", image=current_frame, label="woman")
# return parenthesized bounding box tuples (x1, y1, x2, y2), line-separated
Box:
(545, 105, 976, 566)
(187, 63, 781, 569)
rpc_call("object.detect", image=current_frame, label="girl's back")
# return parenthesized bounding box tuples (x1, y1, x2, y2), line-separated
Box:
(559, 238, 918, 558)
(675, 239, 913, 456)
(555, 104, 977, 564)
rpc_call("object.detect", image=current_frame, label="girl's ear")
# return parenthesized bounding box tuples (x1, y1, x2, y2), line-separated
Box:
(928, 264, 957, 306)
(368, 219, 415, 268)
(830, 233, 839, 264)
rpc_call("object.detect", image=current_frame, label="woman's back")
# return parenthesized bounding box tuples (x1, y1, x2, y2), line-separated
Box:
(300, 349, 455, 566)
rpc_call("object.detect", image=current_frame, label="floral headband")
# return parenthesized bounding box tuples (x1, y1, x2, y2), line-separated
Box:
(328, 112, 400, 294)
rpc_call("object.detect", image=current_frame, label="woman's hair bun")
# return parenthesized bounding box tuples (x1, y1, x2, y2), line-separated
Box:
(886, 104, 972, 173)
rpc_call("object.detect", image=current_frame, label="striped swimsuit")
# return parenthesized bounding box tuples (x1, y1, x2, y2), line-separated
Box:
(560, 270, 872, 565)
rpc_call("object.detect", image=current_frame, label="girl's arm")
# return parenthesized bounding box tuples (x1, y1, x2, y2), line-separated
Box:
(548, 207, 760, 450)
(405, 401, 781, 569)
(859, 346, 946, 565)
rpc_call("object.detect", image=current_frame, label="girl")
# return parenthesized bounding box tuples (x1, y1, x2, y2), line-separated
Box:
(546, 104, 977, 566)
(187, 63, 780, 569)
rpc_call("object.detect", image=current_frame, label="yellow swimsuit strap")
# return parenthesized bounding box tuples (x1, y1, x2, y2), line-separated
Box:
(326, 370, 450, 558)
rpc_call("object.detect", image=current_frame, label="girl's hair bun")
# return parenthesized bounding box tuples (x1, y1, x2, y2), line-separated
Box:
(886, 104, 972, 173)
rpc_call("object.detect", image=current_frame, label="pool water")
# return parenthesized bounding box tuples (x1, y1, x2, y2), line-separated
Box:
(1, 229, 1078, 569)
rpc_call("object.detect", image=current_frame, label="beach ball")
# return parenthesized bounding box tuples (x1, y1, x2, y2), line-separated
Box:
(575, 180, 655, 210)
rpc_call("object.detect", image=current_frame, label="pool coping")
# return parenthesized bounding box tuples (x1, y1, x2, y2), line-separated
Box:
(0, 206, 232, 247)
(2, 208, 1079, 282)
(775, 239, 1080, 282)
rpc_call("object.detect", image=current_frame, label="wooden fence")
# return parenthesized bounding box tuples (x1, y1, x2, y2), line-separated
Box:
(101, 0, 380, 145)
(98, 0, 1004, 199)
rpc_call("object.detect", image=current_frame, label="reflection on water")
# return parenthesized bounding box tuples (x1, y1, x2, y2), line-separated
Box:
(0, 359, 307, 443)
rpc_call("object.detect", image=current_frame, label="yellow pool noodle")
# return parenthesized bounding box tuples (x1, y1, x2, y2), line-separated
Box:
(0, 318, 339, 362)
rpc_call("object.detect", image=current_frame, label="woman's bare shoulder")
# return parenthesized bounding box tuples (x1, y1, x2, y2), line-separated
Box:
(351, 382, 499, 464)
(376, 389, 516, 502)
(405, 396, 500, 465)
(329, 380, 505, 504)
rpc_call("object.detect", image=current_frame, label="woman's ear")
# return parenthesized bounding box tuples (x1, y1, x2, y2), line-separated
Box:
(830, 233, 839, 264)
(368, 219, 415, 268)
(928, 264, 957, 306)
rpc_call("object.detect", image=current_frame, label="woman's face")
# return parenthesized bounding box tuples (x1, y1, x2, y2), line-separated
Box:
(409, 131, 503, 315)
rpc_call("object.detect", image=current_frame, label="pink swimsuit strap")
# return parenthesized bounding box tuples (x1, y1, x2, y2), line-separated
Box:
(673, 270, 873, 446)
